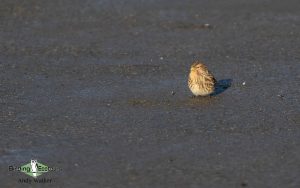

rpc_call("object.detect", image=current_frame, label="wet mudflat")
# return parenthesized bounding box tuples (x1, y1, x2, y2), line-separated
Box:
(1, 0, 299, 187)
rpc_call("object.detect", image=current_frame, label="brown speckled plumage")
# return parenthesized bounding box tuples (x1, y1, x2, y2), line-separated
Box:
(188, 61, 216, 96)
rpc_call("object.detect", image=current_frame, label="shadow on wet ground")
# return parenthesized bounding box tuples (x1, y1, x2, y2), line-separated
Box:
(212, 79, 233, 96)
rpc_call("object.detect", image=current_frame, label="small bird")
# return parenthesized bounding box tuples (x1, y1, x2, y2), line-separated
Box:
(188, 61, 217, 96)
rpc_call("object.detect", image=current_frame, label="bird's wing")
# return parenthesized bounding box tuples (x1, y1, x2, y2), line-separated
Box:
(207, 71, 217, 84)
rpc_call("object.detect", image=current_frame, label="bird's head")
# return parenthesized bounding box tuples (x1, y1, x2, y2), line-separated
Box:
(190, 61, 208, 74)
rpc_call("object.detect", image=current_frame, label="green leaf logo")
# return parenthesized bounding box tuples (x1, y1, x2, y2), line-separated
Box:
(20, 160, 49, 178)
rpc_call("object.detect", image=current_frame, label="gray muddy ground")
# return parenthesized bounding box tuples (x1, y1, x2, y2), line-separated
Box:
(1, 0, 299, 187)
